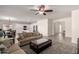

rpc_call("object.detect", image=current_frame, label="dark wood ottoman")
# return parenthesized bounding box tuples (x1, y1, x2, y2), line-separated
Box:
(30, 39, 52, 54)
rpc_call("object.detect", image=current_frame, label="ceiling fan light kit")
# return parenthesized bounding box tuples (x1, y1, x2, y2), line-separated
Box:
(31, 5, 53, 15)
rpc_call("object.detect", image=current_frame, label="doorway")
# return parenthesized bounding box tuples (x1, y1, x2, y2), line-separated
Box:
(54, 21, 65, 37)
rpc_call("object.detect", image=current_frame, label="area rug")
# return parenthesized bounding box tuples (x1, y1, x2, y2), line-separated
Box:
(21, 40, 77, 54)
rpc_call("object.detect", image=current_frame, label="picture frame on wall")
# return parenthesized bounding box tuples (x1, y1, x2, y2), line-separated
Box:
(23, 26, 27, 30)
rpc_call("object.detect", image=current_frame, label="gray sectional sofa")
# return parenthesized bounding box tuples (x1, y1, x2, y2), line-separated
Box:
(2, 40, 25, 54)
(17, 32, 43, 46)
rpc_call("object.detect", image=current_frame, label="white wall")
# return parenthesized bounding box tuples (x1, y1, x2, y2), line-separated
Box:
(0, 20, 31, 43)
(48, 19, 53, 36)
(14, 23, 30, 33)
(72, 9, 79, 44)
(52, 20, 54, 35)
(30, 19, 53, 36)
(30, 17, 72, 37)
(0, 20, 30, 33)
(65, 17, 72, 37)
(30, 19, 48, 36)
(54, 22, 63, 34)
(53, 17, 72, 37)
(0, 20, 15, 30)
(38, 19, 48, 36)
(0, 20, 10, 29)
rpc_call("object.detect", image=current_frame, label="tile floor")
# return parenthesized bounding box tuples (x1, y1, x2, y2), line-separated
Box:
(21, 33, 77, 54)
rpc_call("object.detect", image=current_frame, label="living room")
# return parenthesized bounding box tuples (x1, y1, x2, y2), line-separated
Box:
(0, 5, 79, 54)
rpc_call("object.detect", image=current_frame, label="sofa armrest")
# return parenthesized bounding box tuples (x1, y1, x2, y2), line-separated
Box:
(7, 43, 25, 54)
(10, 49, 26, 54)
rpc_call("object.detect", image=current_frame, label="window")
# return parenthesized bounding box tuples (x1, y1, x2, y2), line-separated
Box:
(33, 25, 38, 32)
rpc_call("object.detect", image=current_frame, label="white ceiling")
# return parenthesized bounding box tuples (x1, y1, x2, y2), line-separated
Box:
(0, 5, 79, 24)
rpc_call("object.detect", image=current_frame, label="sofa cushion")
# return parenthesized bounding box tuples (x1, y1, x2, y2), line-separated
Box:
(18, 32, 43, 46)
(22, 32, 27, 37)
(4, 43, 26, 54)
(21, 32, 30, 38)
(20, 36, 42, 44)
(32, 32, 40, 36)
(7, 44, 21, 53)
(18, 33, 25, 40)
(3, 40, 13, 48)
(26, 33, 33, 37)
(10, 49, 25, 54)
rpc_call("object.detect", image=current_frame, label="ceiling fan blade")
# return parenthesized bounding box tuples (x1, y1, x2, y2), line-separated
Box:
(35, 12, 39, 15)
(43, 13, 46, 15)
(30, 9, 38, 11)
(44, 10, 53, 12)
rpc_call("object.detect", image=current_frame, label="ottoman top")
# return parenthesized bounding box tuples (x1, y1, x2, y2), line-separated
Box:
(31, 38, 49, 45)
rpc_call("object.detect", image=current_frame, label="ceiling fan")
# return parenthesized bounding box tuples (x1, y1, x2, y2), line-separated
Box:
(31, 5, 53, 15)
